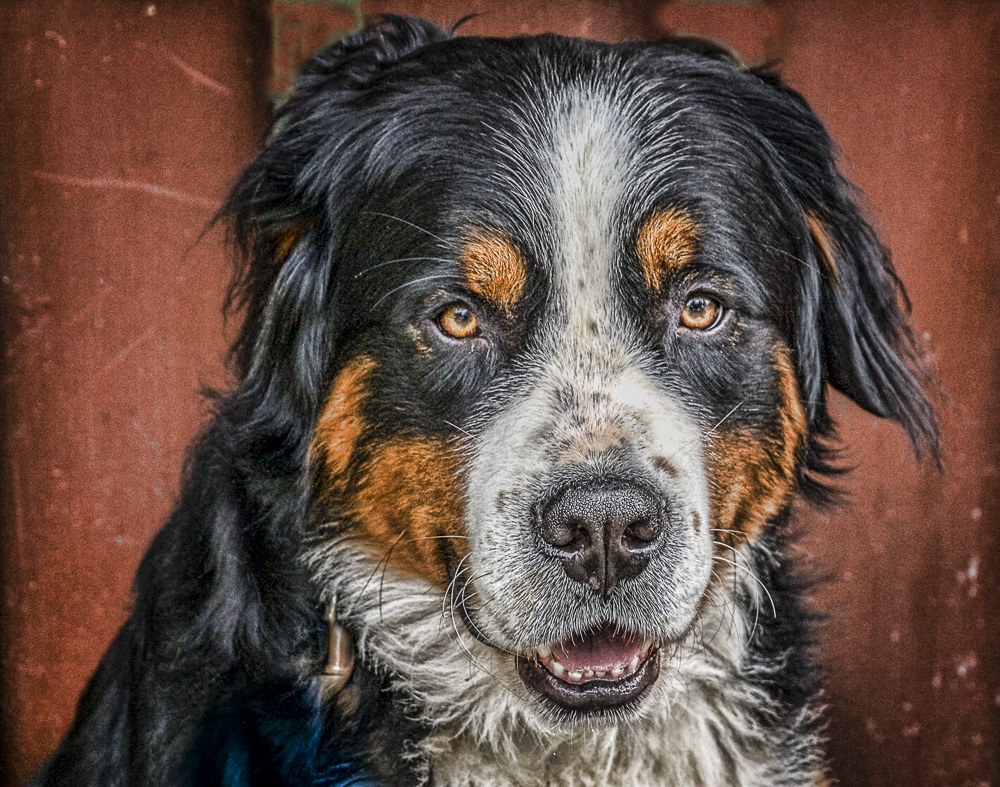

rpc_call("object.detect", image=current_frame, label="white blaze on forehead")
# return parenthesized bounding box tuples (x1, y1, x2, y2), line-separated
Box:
(542, 88, 706, 471)
(548, 89, 630, 327)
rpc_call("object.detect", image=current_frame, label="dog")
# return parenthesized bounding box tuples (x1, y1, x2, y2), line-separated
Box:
(34, 15, 937, 787)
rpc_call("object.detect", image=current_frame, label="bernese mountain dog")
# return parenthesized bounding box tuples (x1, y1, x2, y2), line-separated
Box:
(34, 16, 937, 787)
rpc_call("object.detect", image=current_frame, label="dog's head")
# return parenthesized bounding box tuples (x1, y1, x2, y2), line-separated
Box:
(223, 17, 936, 728)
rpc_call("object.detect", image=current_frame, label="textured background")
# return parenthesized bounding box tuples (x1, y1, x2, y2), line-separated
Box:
(2, 1, 998, 785)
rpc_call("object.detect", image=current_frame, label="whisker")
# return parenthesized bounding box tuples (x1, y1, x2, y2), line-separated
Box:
(701, 570, 731, 649)
(665, 398, 748, 464)
(355, 530, 407, 617)
(442, 562, 496, 677)
(372, 274, 455, 308)
(457, 575, 515, 656)
(706, 398, 748, 438)
(366, 211, 451, 245)
(443, 420, 474, 437)
(355, 255, 455, 279)
(712, 539, 740, 554)
(377, 532, 410, 623)
(442, 552, 473, 621)
(443, 574, 523, 698)
(743, 237, 823, 276)
(712, 554, 777, 644)
(446, 592, 490, 676)
(714, 543, 744, 644)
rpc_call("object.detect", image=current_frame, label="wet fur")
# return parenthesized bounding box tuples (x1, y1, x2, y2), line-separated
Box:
(34, 16, 936, 787)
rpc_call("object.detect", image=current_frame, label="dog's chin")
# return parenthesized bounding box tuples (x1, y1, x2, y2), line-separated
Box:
(514, 623, 661, 720)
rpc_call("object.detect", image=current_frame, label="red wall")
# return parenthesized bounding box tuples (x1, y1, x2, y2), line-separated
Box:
(2, 2, 997, 785)
(779, 4, 1000, 784)
(0, 1, 269, 782)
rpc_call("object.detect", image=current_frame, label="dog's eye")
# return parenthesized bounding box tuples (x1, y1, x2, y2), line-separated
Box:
(436, 304, 480, 339)
(679, 294, 722, 331)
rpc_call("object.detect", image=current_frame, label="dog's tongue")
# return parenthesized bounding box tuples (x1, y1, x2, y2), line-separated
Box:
(552, 624, 644, 673)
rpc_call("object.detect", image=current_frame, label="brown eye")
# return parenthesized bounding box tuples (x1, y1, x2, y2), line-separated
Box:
(436, 304, 479, 339)
(680, 294, 722, 330)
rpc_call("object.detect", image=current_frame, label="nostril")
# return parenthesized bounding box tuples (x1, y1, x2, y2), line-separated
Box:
(561, 524, 591, 555)
(542, 519, 591, 555)
(536, 502, 590, 554)
(622, 517, 658, 551)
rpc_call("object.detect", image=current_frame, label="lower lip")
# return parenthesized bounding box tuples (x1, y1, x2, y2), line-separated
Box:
(515, 647, 661, 716)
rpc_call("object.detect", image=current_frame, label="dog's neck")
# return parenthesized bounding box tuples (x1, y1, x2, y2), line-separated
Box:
(305, 542, 822, 787)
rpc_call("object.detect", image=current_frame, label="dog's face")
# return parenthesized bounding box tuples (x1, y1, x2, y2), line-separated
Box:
(228, 21, 934, 729)
(305, 57, 809, 718)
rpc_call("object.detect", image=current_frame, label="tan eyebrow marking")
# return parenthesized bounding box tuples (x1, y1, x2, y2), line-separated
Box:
(460, 230, 528, 313)
(635, 207, 699, 290)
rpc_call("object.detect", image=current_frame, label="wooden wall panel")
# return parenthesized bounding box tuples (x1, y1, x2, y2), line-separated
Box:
(0, 1, 269, 782)
(775, 3, 1000, 784)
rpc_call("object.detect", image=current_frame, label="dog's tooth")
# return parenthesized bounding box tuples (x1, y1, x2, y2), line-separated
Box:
(595, 670, 606, 678)
(584, 669, 595, 678)
(537, 644, 552, 660)
(550, 660, 565, 677)
(627, 654, 639, 673)
(611, 667, 624, 678)
(642, 637, 654, 654)
(568, 671, 583, 682)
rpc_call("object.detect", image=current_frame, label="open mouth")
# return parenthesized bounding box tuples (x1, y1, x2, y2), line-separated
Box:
(516, 623, 660, 715)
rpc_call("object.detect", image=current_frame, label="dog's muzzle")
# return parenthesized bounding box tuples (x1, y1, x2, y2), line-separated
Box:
(513, 479, 672, 715)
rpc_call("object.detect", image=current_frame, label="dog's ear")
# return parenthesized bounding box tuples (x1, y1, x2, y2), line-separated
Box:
(743, 70, 939, 464)
(220, 16, 450, 406)
(174, 17, 453, 658)
(805, 206, 929, 426)
(799, 197, 938, 459)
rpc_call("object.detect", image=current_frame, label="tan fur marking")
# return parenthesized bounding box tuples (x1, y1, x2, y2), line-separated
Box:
(275, 226, 304, 264)
(557, 426, 631, 464)
(635, 207, 698, 291)
(312, 356, 375, 499)
(806, 213, 839, 283)
(708, 348, 807, 545)
(348, 437, 467, 588)
(460, 231, 527, 313)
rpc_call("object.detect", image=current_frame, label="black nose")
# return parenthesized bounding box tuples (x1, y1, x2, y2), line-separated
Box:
(537, 481, 663, 599)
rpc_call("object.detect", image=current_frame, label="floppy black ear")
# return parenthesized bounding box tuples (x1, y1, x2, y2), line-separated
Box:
(221, 15, 451, 400)
(797, 177, 938, 465)
(742, 70, 939, 465)
(805, 205, 937, 454)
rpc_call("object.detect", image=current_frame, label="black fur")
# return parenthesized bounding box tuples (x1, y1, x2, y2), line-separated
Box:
(34, 16, 936, 787)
